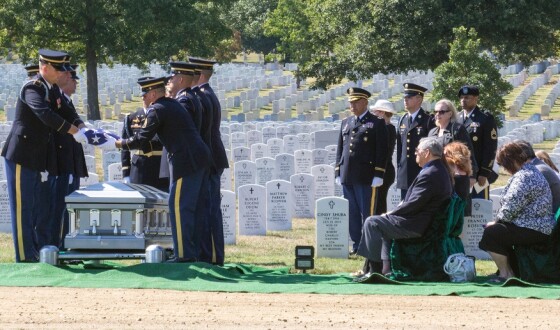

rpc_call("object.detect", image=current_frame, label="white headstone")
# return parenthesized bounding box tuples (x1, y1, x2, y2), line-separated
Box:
(107, 163, 122, 181)
(311, 164, 335, 200)
(251, 143, 268, 161)
(294, 149, 313, 174)
(325, 144, 338, 165)
(266, 138, 284, 158)
(220, 190, 236, 245)
(266, 180, 292, 231)
(81, 172, 99, 187)
(238, 184, 266, 236)
(233, 160, 257, 193)
(0, 180, 11, 233)
(290, 173, 315, 218)
(220, 167, 233, 191)
(232, 146, 251, 162)
(282, 135, 300, 154)
(274, 153, 295, 181)
(102, 151, 120, 180)
(386, 184, 402, 212)
(255, 157, 275, 186)
(311, 148, 328, 165)
(315, 197, 349, 258)
(461, 199, 492, 260)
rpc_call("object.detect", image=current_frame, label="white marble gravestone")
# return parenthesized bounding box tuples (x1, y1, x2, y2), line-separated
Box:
(81, 172, 99, 187)
(107, 162, 122, 181)
(311, 148, 328, 165)
(233, 160, 256, 193)
(0, 180, 10, 233)
(102, 151, 120, 180)
(220, 190, 236, 245)
(386, 184, 402, 212)
(274, 153, 295, 181)
(237, 184, 266, 236)
(84, 155, 96, 174)
(255, 157, 275, 186)
(282, 135, 300, 154)
(290, 173, 315, 218)
(220, 167, 233, 191)
(251, 143, 268, 161)
(266, 180, 292, 231)
(325, 144, 338, 165)
(294, 149, 313, 174)
(311, 164, 335, 200)
(461, 199, 492, 260)
(315, 196, 349, 258)
(266, 138, 284, 158)
(246, 130, 262, 147)
(232, 146, 251, 163)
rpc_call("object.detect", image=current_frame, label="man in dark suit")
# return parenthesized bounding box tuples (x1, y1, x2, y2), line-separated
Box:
(355, 136, 453, 279)
(456, 85, 498, 199)
(189, 57, 229, 266)
(115, 77, 211, 262)
(335, 87, 388, 255)
(396, 83, 435, 199)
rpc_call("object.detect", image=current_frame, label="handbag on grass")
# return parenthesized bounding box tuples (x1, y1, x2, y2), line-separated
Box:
(443, 253, 476, 283)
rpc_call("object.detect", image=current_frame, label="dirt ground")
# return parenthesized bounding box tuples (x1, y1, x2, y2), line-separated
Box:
(0, 287, 557, 329)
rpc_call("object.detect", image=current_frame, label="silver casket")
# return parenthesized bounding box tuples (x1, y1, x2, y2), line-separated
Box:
(64, 181, 173, 251)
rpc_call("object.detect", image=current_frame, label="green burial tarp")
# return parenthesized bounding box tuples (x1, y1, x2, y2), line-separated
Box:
(0, 262, 559, 299)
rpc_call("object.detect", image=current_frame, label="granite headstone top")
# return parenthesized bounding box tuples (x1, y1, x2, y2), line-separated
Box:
(461, 199, 492, 260)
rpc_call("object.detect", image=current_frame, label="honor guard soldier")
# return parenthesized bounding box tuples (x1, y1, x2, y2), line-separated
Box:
(189, 56, 229, 265)
(47, 64, 89, 249)
(116, 77, 212, 262)
(1, 49, 90, 262)
(24, 64, 39, 78)
(121, 76, 169, 192)
(335, 87, 388, 255)
(396, 83, 435, 199)
(456, 85, 498, 199)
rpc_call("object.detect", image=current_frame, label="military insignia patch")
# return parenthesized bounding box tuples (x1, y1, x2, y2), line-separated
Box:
(364, 122, 374, 128)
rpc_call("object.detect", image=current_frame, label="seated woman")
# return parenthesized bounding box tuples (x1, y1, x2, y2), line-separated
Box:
(535, 150, 560, 179)
(479, 142, 556, 282)
(444, 142, 473, 215)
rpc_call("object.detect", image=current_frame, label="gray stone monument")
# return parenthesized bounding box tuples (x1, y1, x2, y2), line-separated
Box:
(315, 196, 349, 258)
(234, 160, 257, 193)
(238, 184, 266, 236)
(461, 199, 492, 260)
(266, 180, 292, 231)
(290, 173, 315, 218)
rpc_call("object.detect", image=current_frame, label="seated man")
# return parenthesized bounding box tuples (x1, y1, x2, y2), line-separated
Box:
(355, 136, 453, 280)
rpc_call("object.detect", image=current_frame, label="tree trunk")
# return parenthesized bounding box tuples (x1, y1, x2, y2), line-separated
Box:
(85, 0, 100, 121)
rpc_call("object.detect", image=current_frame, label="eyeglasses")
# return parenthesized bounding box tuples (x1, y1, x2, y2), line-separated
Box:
(415, 148, 426, 155)
(434, 110, 450, 115)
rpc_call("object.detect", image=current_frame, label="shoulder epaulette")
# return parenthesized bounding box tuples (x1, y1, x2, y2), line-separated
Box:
(19, 79, 49, 104)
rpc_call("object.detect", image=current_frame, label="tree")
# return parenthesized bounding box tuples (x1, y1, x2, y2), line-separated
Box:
(0, 0, 234, 120)
(265, 0, 560, 89)
(431, 27, 512, 128)
(223, 0, 279, 56)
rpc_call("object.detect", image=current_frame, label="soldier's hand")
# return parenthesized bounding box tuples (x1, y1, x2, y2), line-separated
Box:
(335, 177, 341, 185)
(97, 134, 118, 151)
(72, 127, 89, 144)
(122, 176, 130, 184)
(477, 175, 488, 186)
(40, 171, 49, 182)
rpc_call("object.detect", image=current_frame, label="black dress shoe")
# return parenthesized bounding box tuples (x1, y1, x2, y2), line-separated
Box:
(349, 249, 358, 256)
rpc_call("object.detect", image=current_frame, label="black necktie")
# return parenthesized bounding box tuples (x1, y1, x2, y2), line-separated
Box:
(408, 115, 413, 127)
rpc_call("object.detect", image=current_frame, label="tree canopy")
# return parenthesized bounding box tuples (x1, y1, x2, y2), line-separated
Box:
(0, 0, 234, 120)
(265, 0, 560, 89)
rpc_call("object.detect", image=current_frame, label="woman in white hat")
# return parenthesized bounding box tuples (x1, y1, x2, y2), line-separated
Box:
(370, 100, 397, 215)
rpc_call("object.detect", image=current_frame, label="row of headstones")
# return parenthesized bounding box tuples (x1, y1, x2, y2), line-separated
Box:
(541, 81, 560, 116)
(509, 64, 559, 116)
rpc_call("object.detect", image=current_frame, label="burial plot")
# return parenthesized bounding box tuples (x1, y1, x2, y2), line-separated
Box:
(220, 190, 236, 245)
(233, 160, 256, 193)
(290, 173, 315, 218)
(266, 180, 292, 231)
(315, 197, 349, 258)
(238, 184, 266, 235)
(461, 199, 492, 260)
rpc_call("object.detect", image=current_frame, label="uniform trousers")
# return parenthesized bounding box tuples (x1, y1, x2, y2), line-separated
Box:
(198, 171, 225, 265)
(168, 167, 206, 261)
(34, 174, 57, 250)
(5, 159, 41, 262)
(357, 215, 422, 262)
(343, 183, 378, 251)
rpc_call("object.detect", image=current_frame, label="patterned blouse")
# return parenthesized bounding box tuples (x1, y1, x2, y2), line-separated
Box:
(498, 163, 556, 235)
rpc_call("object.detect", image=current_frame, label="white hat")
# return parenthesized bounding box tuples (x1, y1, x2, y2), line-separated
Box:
(369, 99, 396, 114)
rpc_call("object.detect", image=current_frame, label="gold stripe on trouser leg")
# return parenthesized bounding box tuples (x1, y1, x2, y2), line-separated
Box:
(211, 235, 216, 264)
(15, 164, 25, 260)
(370, 186, 377, 216)
(174, 178, 184, 258)
(484, 187, 489, 200)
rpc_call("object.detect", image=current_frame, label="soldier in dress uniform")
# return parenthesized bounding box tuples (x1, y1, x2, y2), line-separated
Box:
(121, 76, 169, 192)
(456, 85, 498, 199)
(1, 49, 89, 262)
(396, 83, 435, 200)
(24, 64, 39, 78)
(189, 57, 229, 265)
(335, 87, 388, 255)
(115, 77, 212, 262)
(54, 65, 90, 248)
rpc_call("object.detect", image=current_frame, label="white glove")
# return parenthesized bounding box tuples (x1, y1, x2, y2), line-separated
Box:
(122, 176, 130, 183)
(97, 134, 117, 151)
(72, 127, 88, 144)
(335, 177, 341, 185)
(371, 177, 383, 187)
(40, 171, 48, 182)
